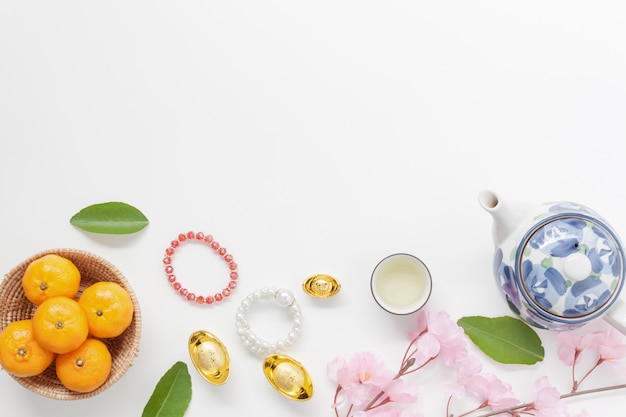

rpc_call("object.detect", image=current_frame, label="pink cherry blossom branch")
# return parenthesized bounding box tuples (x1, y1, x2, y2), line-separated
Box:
(401, 333, 437, 376)
(446, 396, 489, 417)
(332, 386, 355, 417)
(469, 383, 626, 417)
(401, 331, 426, 365)
(569, 350, 582, 390)
(359, 330, 438, 414)
(362, 357, 417, 411)
(572, 358, 604, 392)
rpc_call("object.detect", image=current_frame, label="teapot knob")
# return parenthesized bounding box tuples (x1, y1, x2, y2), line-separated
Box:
(562, 253, 592, 282)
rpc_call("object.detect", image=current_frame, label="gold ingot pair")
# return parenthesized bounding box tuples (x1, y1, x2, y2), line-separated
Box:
(188, 330, 314, 401)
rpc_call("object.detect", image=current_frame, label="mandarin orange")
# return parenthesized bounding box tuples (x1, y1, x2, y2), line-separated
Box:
(56, 338, 112, 393)
(32, 296, 89, 354)
(0, 319, 55, 377)
(78, 281, 134, 338)
(22, 254, 81, 305)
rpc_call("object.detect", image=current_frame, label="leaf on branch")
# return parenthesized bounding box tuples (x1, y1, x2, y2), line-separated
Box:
(142, 361, 192, 417)
(457, 316, 544, 365)
(70, 202, 149, 234)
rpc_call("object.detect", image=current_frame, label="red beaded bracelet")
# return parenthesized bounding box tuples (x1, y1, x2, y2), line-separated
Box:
(163, 231, 239, 305)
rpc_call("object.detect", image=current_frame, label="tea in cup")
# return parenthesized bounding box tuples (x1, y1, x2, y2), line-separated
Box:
(370, 253, 432, 315)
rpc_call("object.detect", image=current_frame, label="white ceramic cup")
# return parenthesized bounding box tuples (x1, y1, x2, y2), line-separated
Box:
(370, 253, 432, 315)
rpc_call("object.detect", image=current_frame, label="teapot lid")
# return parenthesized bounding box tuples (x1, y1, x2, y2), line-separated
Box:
(516, 214, 625, 322)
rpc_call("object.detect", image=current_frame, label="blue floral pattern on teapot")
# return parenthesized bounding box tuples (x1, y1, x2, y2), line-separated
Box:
(482, 192, 625, 331)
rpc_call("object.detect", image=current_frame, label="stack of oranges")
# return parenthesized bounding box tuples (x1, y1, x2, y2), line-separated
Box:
(0, 254, 134, 393)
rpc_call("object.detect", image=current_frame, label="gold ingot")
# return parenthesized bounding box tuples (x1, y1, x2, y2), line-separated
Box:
(302, 274, 341, 298)
(263, 354, 313, 401)
(188, 330, 230, 385)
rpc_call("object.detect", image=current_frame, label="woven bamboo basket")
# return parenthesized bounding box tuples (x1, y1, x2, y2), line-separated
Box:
(0, 248, 141, 400)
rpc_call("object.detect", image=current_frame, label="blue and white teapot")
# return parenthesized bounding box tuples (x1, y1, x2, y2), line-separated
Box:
(479, 190, 626, 334)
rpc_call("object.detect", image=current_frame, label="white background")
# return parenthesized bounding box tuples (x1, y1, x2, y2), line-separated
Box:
(1, 1, 626, 416)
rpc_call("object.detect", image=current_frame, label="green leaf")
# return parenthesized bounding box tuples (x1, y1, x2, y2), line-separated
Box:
(457, 316, 544, 365)
(70, 202, 149, 234)
(142, 361, 192, 417)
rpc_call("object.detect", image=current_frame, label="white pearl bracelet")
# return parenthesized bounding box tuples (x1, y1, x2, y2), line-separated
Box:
(235, 287, 302, 357)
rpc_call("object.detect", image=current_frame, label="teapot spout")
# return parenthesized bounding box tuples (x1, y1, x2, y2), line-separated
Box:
(478, 190, 531, 247)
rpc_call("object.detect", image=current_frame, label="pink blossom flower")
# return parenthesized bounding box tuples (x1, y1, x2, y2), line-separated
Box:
(443, 355, 483, 399)
(465, 372, 518, 410)
(410, 332, 441, 368)
(381, 378, 417, 404)
(408, 309, 430, 338)
(557, 330, 599, 366)
(327, 352, 396, 409)
(408, 310, 468, 366)
(594, 328, 626, 374)
(530, 376, 568, 417)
